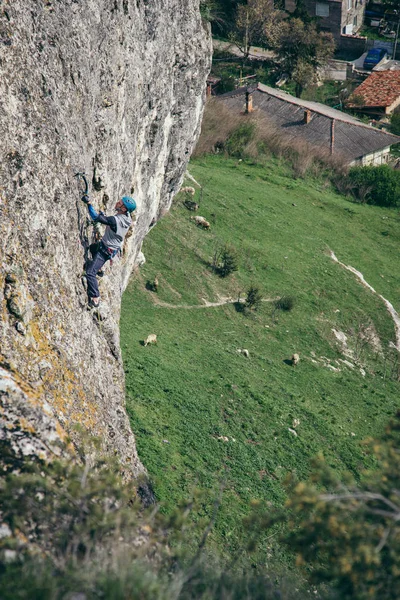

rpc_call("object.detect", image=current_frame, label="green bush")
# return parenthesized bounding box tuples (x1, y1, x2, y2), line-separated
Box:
(274, 296, 295, 312)
(218, 71, 236, 94)
(348, 165, 400, 207)
(225, 122, 256, 157)
(245, 285, 263, 311)
(212, 243, 239, 277)
(390, 113, 400, 136)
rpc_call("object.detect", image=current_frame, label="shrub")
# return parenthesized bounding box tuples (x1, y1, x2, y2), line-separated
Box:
(225, 122, 256, 158)
(212, 244, 239, 277)
(348, 165, 400, 207)
(390, 113, 400, 136)
(274, 296, 295, 312)
(245, 285, 263, 311)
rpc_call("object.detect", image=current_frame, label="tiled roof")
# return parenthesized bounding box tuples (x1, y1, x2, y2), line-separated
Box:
(350, 71, 400, 108)
(219, 84, 400, 163)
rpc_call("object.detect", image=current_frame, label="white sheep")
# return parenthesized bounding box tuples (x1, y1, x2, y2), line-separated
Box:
(191, 215, 210, 230)
(181, 186, 195, 196)
(144, 334, 157, 346)
(291, 353, 300, 366)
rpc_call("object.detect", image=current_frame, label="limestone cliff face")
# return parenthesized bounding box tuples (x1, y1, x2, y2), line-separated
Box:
(0, 0, 211, 475)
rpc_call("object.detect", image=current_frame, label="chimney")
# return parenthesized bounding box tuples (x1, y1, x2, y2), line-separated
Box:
(245, 90, 253, 114)
(304, 109, 311, 124)
(330, 119, 335, 155)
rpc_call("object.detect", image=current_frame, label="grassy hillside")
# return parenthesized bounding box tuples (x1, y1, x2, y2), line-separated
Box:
(121, 155, 400, 567)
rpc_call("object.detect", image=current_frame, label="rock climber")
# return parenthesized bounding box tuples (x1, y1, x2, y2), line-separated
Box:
(81, 193, 136, 307)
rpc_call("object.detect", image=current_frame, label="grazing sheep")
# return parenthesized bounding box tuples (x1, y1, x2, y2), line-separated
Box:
(144, 334, 157, 346)
(181, 186, 195, 195)
(237, 348, 250, 358)
(191, 215, 210, 229)
(291, 353, 300, 366)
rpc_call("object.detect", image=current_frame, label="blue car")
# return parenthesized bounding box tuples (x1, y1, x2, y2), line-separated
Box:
(363, 48, 388, 69)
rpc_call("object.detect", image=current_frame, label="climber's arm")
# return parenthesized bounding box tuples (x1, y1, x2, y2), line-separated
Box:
(82, 196, 117, 232)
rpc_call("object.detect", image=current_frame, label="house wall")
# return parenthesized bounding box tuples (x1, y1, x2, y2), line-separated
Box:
(387, 97, 400, 115)
(304, 0, 342, 43)
(340, 0, 366, 36)
(304, 0, 365, 45)
(351, 146, 392, 166)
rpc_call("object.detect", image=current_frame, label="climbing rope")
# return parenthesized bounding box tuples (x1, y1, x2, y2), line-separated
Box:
(74, 171, 90, 253)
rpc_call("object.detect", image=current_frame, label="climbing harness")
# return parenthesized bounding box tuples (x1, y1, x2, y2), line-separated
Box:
(100, 241, 119, 259)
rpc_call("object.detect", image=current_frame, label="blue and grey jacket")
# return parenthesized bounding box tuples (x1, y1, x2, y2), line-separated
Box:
(88, 204, 132, 255)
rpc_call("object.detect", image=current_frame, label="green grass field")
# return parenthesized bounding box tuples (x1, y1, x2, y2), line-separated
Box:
(121, 155, 400, 567)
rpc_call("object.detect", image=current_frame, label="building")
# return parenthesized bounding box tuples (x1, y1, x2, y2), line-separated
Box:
(348, 62, 400, 116)
(219, 83, 400, 166)
(285, 0, 366, 46)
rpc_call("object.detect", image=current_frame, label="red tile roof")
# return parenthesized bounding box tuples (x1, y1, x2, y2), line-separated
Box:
(350, 71, 400, 108)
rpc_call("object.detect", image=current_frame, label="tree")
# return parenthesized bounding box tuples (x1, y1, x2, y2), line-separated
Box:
(348, 165, 400, 207)
(245, 285, 262, 311)
(292, 59, 317, 99)
(390, 113, 400, 136)
(274, 19, 335, 97)
(200, 0, 226, 29)
(232, 0, 284, 61)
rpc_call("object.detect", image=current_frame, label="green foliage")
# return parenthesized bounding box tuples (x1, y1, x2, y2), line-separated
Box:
(225, 122, 256, 157)
(209, 0, 242, 36)
(232, 0, 283, 57)
(212, 243, 239, 276)
(348, 165, 400, 207)
(390, 113, 400, 136)
(245, 284, 263, 311)
(0, 441, 141, 566)
(216, 67, 237, 94)
(274, 295, 295, 312)
(200, 0, 225, 28)
(274, 19, 335, 97)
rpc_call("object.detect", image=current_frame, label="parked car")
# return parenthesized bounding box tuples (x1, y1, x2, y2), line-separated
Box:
(363, 48, 388, 69)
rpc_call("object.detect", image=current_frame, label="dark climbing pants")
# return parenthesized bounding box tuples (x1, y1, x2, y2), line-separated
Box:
(86, 250, 109, 299)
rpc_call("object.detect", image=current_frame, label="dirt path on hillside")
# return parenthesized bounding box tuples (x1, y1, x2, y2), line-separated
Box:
(330, 250, 400, 351)
(213, 39, 275, 61)
(150, 296, 276, 310)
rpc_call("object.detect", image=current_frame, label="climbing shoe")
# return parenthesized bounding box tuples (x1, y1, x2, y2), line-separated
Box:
(97, 270, 104, 278)
(89, 297, 100, 308)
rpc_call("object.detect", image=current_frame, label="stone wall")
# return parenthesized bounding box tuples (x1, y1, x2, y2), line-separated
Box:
(0, 0, 211, 478)
(340, 34, 368, 54)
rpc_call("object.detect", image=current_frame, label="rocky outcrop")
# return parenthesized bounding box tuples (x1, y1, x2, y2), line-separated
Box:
(0, 0, 211, 476)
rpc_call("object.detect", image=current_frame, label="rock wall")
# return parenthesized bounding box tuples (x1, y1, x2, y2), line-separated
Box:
(0, 0, 211, 477)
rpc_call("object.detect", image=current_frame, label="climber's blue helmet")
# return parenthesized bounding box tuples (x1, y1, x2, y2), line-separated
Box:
(122, 196, 136, 213)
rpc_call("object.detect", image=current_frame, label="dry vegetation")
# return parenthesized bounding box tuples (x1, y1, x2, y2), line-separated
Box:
(194, 98, 348, 179)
